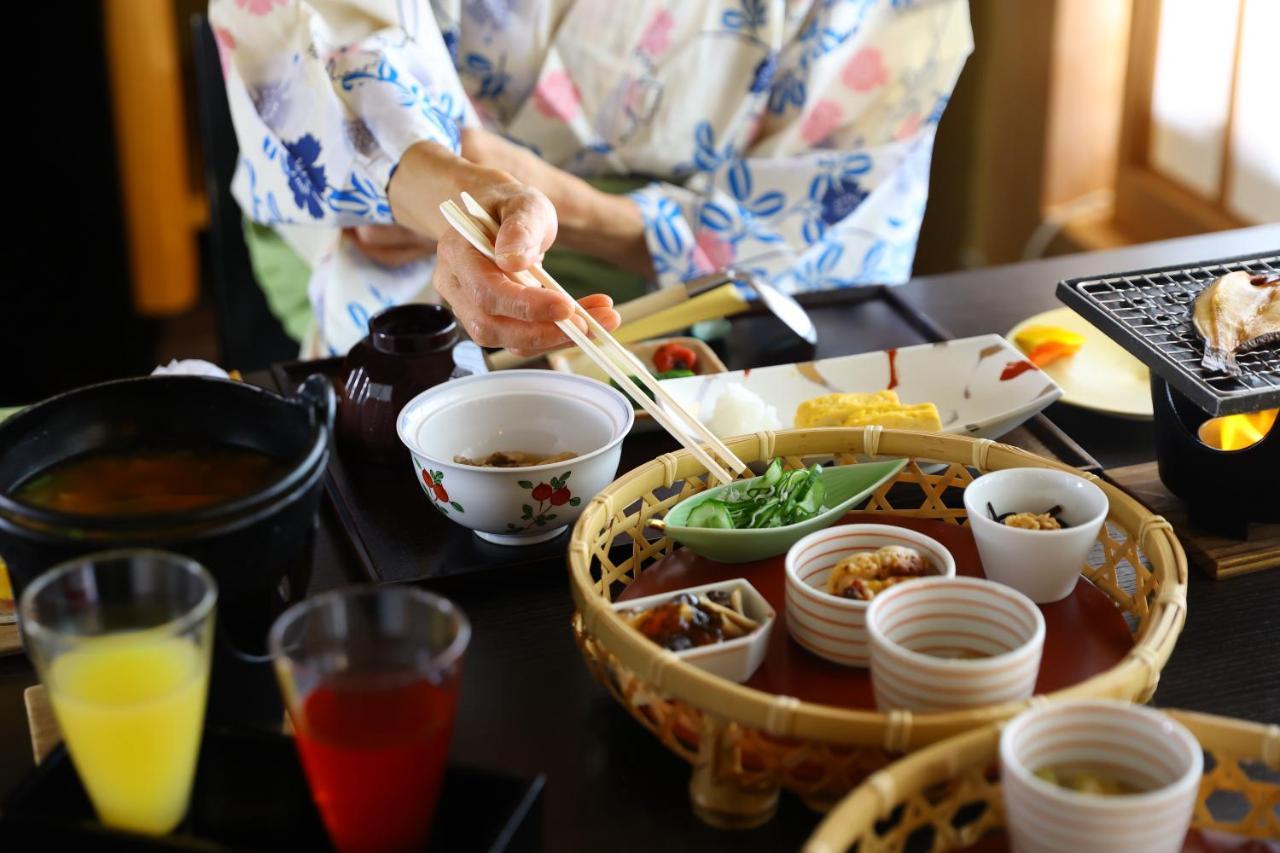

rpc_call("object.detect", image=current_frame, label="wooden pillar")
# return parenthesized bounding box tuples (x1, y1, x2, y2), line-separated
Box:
(102, 0, 200, 316)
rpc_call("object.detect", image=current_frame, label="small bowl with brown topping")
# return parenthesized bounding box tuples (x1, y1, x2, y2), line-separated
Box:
(784, 525, 956, 668)
(398, 370, 633, 546)
(963, 468, 1109, 603)
(612, 579, 775, 683)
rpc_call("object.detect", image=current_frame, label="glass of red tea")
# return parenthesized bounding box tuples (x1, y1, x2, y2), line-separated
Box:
(269, 586, 470, 853)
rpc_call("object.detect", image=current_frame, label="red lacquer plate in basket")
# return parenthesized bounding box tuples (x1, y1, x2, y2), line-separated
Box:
(569, 429, 1187, 827)
(617, 512, 1134, 712)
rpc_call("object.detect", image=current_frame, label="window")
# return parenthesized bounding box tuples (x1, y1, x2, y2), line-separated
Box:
(1115, 0, 1279, 240)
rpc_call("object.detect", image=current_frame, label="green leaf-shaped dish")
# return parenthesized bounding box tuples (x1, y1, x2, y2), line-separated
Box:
(658, 458, 908, 563)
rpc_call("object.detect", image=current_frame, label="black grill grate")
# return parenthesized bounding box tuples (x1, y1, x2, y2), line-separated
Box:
(1056, 251, 1279, 417)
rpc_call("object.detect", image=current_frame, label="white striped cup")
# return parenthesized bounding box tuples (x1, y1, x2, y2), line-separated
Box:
(865, 576, 1044, 711)
(1000, 699, 1203, 853)
(784, 525, 956, 668)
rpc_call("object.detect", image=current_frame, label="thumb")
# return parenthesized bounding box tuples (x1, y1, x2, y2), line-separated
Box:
(494, 190, 557, 273)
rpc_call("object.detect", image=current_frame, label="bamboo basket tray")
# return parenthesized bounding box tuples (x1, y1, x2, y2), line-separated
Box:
(804, 709, 1279, 852)
(567, 429, 1189, 827)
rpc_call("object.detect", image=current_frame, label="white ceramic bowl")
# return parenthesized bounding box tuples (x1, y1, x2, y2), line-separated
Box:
(397, 370, 633, 545)
(1000, 699, 1203, 853)
(784, 525, 956, 668)
(962, 468, 1109, 603)
(866, 576, 1045, 712)
(612, 579, 775, 683)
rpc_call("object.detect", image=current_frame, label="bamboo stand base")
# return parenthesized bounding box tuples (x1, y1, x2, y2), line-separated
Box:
(0, 622, 20, 656)
(689, 716, 780, 829)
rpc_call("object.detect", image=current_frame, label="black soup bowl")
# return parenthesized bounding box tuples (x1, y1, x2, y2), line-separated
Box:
(0, 375, 333, 667)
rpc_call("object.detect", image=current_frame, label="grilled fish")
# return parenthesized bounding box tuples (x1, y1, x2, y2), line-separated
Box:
(1192, 272, 1279, 375)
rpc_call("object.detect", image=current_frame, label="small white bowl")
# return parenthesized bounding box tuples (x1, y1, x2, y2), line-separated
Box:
(612, 579, 775, 683)
(866, 576, 1044, 712)
(963, 468, 1109, 603)
(397, 370, 633, 545)
(1000, 699, 1203, 853)
(784, 525, 956, 668)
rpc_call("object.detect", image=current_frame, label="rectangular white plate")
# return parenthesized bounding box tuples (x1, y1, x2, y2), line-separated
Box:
(658, 334, 1063, 440)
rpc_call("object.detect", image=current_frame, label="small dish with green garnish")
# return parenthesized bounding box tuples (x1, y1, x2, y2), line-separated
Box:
(651, 457, 908, 563)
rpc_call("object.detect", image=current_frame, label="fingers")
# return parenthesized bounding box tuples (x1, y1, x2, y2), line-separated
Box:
(353, 224, 434, 249)
(578, 295, 620, 332)
(349, 225, 437, 268)
(493, 188, 557, 273)
(437, 232, 573, 323)
(581, 306, 620, 334)
(360, 243, 439, 268)
(577, 293, 614, 310)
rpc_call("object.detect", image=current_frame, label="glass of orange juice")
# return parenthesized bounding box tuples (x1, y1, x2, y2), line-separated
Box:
(0, 555, 15, 625)
(19, 550, 217, 835)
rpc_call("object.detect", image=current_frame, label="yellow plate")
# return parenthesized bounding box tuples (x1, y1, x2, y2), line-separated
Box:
(1007, 307, 1152, 419)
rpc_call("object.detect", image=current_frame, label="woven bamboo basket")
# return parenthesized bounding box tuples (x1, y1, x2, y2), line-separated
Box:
(804, 710, 1279, 851)
(567, 428, 1189, 826)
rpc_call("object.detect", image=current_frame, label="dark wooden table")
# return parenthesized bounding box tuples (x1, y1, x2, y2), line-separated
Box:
(2, 225, 1277, 851)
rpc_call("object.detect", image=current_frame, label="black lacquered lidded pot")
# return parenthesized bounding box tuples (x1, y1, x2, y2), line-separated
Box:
(337, 303, 459, 464)
(1057, 252, 1279, 539)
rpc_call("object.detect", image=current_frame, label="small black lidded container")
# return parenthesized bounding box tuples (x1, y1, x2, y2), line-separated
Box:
(1057, 252, 1280, 540)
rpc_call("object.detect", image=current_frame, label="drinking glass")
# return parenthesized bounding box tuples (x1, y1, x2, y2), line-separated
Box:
(269, 586, 470, 853)
(0, 556, 15, 625)
(19, 549, 217, 834)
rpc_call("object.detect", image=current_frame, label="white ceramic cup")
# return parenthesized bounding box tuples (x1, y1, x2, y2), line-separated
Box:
(783, 524, 956, 668)
(963, 468, 1109, 603)
(1000, 699, 1203, 853)
(865, 576, 1044, 712)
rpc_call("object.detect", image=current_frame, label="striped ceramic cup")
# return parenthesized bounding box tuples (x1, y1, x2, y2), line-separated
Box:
(1000, 699, 1203, 853)
(865, 576, 1044, 712)
(784, 525, 956, 668)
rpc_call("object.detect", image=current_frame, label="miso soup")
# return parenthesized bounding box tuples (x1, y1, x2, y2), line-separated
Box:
(15, 446, 288, 516)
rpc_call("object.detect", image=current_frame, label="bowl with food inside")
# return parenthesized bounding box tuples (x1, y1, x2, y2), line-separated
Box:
(866, 575, 1045, 712)
(999, 699, 1203, 853)
(962, 467, 1109, 603)
(654, 457, 909, 563)
(783, 524, 956, 667)
(611, 578, 774, 683)
(396, 370, 633, 545)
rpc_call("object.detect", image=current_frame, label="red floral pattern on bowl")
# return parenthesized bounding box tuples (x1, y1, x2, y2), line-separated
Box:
(508, 472, 582, 533)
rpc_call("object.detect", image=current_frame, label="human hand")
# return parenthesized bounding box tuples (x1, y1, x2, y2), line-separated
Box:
(346, 224, 436, 268)
(433, 179, 620, 355)
(461, 128, 654, 277)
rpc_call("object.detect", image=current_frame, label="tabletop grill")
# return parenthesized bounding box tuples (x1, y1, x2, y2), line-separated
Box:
(1057, 252, 1279, 538)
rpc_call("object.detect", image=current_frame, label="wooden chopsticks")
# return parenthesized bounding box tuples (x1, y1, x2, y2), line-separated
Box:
(439, 193, 748, 485)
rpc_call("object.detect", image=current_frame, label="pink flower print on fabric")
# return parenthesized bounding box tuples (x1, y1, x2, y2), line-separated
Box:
(213, 27, 237, 76)
(801, 100, 844, 145)
(693, 231, 735, 273)
(637, 9, 675, 57)
(236, 0, 287, 15)
(842, 47, 888, 92)
(533, 70, 583, 121)
(895, 112, 923, 141)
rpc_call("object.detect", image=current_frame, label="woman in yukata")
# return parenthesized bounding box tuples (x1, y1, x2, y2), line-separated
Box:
(211, 0, 971, 357)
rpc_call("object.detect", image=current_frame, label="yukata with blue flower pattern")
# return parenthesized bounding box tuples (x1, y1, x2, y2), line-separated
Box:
(211, 0, 972, 355)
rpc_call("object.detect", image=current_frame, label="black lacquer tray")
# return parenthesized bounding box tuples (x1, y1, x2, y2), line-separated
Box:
(271, 286, 1100, 585)
(1, 727, 544, 852)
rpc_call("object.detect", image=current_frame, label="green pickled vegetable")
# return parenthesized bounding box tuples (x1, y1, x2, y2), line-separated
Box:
(684, 459, 827, 530)
(687, 499, 734, 529)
